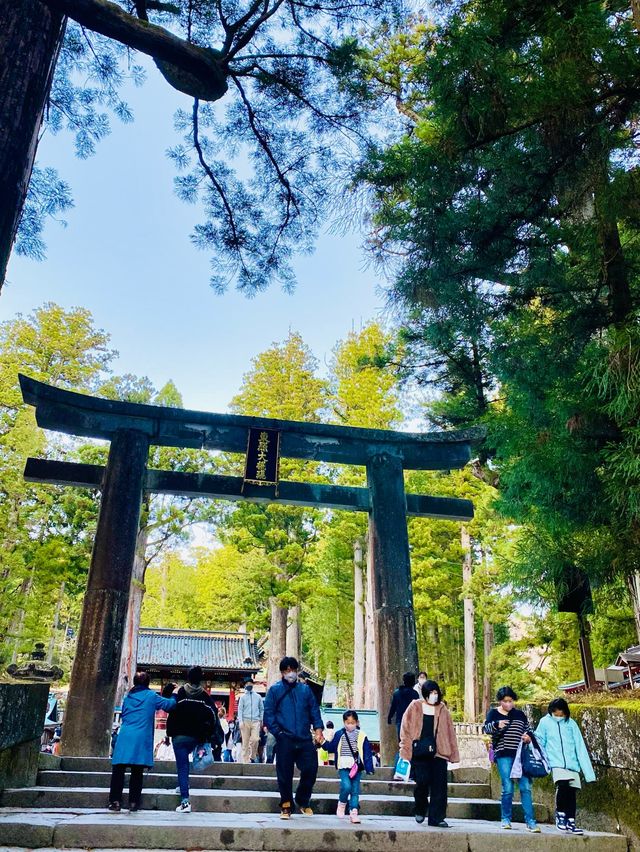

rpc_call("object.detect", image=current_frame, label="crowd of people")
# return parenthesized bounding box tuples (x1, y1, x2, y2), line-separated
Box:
(105, 661, 595, 833)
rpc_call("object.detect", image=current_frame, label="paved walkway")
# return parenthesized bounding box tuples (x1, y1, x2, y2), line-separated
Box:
(0, 808, 627, 851)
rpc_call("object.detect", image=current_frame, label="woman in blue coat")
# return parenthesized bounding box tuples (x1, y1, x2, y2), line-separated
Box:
(108, 671, 176, 812)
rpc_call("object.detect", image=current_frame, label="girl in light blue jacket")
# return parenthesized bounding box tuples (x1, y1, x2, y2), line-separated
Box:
(534, 698, 595, 835)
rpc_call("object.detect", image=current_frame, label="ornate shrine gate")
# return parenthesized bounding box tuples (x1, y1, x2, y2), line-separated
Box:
(20, 374, 474, 763)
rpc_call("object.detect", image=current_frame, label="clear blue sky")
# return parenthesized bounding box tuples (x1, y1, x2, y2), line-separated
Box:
(2, 58, 388, 414)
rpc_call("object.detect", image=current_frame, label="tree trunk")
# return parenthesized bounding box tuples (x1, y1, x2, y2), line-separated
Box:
(114, 523, 148, 709)
(352, 537, 365, 708)
(47, 580, 65, 665)
(633, 0, 640, 33)
(8, 565, 37, 663)
(626, 570, 640, 645)
(285, 604, 301, 660)
(482, 619, 494, 715)
(594, 170, 632, 324)
(0, 0, 66, 290)
(462, 526, 477, 722)
(266, 598, 288, 686)
(364, 548, 377, 710)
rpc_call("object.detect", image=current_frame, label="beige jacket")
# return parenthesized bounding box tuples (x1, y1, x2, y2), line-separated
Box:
(399, 699, 460, 764)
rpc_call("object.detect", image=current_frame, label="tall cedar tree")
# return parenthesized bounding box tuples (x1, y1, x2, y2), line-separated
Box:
(355, 0, 640, 636)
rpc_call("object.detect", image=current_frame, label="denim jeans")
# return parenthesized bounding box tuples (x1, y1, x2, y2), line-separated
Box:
(173, 735, 199, 801)
(495, 755, 535, 824)
(338, 768, 361, 810)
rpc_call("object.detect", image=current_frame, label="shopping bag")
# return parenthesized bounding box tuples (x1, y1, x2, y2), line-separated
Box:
(521, 739, 550, 779)
(192, 742, 214, 772)
(393, 756, 411, 782)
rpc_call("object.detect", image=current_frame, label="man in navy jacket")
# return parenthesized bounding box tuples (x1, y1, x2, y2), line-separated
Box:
(263, 656, 323, 819)
(387, 672, 417, 740)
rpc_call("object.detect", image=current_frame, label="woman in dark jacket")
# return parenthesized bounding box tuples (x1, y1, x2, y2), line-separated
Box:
(108, 671, 176, 812)
(166, 666, 218, 813)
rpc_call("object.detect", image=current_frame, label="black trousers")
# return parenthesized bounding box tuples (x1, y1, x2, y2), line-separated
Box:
(275, 737, 318, 807)
(413, 756, 448, 825)
(109, 764, 145, 806)
(555, 780, 577, 819)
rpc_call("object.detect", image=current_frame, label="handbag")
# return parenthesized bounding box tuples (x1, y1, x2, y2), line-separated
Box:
(344, 730, 364, 778)
(192, 741, 214, 772)
(521, 737, 550, 778)
(412, 710, 440, 760)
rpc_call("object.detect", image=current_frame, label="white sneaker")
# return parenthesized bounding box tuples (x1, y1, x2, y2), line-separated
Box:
(174, 786, 181, 794)
(176, 800, 191, 813)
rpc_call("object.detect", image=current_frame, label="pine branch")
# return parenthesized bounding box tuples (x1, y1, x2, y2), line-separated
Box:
(40, 0, 228, 100)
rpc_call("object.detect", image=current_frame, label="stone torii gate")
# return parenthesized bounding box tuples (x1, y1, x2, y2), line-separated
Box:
(20, 374, 474, 763)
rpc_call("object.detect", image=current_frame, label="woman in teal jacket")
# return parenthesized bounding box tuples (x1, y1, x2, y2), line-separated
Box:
(534, 698, 595, 835)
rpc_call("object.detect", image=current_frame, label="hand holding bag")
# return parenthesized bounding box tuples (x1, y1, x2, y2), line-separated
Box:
(393, 755, 411, 782)
(521, 734, 550, 779)
(192, 741, 214, 772)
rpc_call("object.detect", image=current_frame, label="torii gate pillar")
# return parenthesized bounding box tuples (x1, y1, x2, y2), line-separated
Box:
(61, 429, 149, 757)
(367, 453, 419, 765)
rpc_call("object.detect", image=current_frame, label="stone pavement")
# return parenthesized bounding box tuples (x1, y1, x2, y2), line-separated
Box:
(0, 810, 628, 851)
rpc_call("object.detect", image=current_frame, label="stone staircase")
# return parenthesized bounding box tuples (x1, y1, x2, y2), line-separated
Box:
(0, 756, 627, 851)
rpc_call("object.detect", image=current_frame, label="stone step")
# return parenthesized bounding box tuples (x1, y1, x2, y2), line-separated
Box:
(0, 786, 550, 823)
(36, 770, 491, 799)
(46, 756, 489, 784)
(0, 809, 626, 851)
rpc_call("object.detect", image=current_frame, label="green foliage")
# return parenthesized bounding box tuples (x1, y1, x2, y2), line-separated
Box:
(352, 0, 640, 696)
(0, 302, 219, 674)
(142, 546, 272, 630)
(0, 303, 115, 666)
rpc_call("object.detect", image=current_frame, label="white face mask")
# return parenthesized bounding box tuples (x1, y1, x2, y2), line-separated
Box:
(427, 693, 438, 705)
(284, 671, 298, 683)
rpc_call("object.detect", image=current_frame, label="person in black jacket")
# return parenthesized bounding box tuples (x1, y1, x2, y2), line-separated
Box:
(387, 672, 417, 741)
(263, 656, 324, 820)
(167, 666, 219, 813)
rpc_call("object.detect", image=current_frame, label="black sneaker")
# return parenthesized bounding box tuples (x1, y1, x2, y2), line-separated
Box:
(129, 803, 140, 812)
(415, 814, 425, 824)
(429, 820, 450, 827)
(107, 801, 121, 812)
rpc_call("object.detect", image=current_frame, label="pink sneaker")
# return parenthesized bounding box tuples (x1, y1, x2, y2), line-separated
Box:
(350, 809, 361, 824)
(336, 802, 346, 818)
